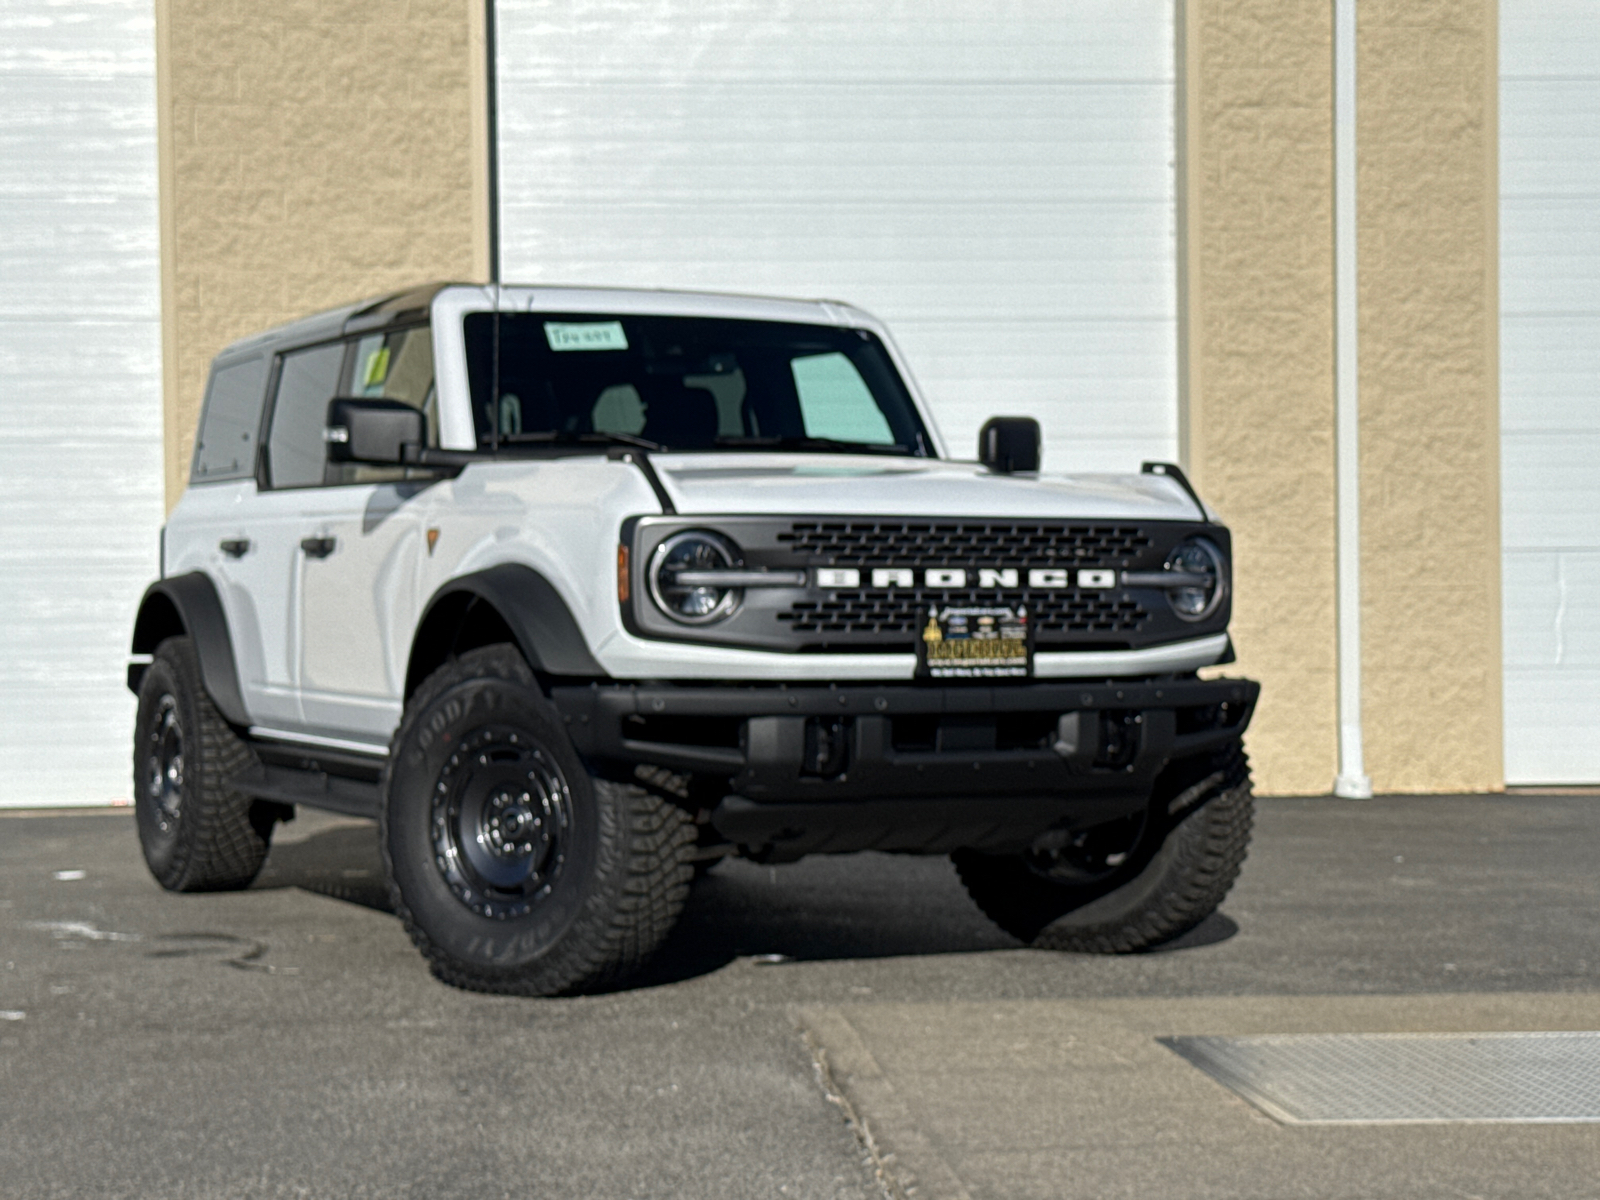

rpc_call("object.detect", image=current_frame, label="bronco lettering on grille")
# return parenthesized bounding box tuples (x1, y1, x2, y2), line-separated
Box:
(835, 567, 1118, 590)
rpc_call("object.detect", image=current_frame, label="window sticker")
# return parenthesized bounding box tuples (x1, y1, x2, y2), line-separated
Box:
(791, 352, 894, 444)
(544, 321, 629, 352)
(362, 345, 391, 388)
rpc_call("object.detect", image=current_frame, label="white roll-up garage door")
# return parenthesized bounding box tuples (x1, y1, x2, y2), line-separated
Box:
(1501, 3, 1600, 783)
(494, 0, 1177, 473)
(0, 2, 162, 805)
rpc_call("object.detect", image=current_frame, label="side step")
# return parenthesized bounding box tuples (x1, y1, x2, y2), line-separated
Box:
(228, 739, 384, 820)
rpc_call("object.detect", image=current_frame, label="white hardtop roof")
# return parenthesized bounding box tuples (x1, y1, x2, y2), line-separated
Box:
(215, 281, 881, 363)
(433, 282, 877, 328)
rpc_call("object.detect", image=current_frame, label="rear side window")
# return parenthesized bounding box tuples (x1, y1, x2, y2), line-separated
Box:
(266, 342, 345, 489)
(191, 356, 268, 482)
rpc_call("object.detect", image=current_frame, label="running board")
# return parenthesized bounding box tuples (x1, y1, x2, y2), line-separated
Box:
(227, 763, 381, 820)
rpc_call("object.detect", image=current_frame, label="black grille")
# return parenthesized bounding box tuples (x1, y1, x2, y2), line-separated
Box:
(777, 520, 1153, 568)
(778, 589, 1149, 640)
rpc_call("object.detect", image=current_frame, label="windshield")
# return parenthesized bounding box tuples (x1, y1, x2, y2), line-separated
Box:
(463, 313, 929, 455)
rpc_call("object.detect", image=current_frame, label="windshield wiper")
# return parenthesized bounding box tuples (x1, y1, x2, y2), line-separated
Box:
(495, 431, 664, 452)
(713, 435, 912, 455)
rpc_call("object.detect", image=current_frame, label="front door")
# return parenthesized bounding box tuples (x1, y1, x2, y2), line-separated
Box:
(295, 482, 427, 741)
(274, 325, 441, 743)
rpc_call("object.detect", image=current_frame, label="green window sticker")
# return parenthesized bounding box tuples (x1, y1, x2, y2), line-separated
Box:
(361, 345, 391, 388)
(544, 321, 629, 352)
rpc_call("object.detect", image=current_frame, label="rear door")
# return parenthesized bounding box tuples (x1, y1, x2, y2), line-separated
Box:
(168, 352, 303, 730)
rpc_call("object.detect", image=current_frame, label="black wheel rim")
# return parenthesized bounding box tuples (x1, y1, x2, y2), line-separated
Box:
(430, 725, 573, 920)
(1025, 810, 1148, 887)
(143, 694, 184, 834)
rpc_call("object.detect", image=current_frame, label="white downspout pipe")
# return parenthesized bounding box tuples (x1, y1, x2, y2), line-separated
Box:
(1333, 0, 1373, 799)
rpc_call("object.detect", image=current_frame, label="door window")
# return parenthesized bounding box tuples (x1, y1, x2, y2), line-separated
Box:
(266, 342, 344, 489)
(331, 327, 438, 485)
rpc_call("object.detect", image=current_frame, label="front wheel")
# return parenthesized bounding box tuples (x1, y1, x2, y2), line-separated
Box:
(954, 753, 1253, 953)
(381, 645, 695, 995)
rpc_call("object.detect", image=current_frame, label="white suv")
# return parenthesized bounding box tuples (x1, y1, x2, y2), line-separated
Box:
(129, 283, 1258, 995)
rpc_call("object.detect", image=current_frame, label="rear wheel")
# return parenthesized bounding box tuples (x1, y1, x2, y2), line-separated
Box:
(381, 644, 695, 995)
(954, 751, 1252, 953)
(133, 636, 272, 891)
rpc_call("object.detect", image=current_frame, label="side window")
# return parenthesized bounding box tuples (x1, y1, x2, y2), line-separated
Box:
(791, 352, 895, 445)
(266, 342, 344, 489)
(191, 356, 268, 482)
(348, 327, 437, 441)
(328, 327, 439, 486)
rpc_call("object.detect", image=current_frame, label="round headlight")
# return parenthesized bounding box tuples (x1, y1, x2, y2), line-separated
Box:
(648, 531, 743, 624)
(1165, 537, 1227, 621)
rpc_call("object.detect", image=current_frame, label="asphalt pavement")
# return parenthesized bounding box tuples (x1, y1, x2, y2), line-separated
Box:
(1, 793, 1597, 1199)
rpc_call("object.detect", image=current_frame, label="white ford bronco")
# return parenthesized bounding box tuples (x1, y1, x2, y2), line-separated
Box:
(129, 283, 1258, 995)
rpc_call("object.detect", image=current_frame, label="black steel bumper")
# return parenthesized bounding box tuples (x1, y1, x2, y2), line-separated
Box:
(553, 675, 1258, 857)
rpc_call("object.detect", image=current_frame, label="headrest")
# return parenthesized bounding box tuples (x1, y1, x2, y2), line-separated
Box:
(642, 381, 719, 450)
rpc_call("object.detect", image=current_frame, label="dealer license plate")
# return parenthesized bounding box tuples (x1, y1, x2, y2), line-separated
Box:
(917, 604, 1033, 679)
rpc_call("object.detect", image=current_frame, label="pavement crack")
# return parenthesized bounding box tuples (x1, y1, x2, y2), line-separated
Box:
(147, 932, 300, 975)
(805, 1028, 903, 1200)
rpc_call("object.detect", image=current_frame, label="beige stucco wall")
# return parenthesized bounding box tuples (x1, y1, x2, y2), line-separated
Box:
(1358, 0, 1502, 792)
(1182, 0, 1340, 795)
(154, 0, 490, 509)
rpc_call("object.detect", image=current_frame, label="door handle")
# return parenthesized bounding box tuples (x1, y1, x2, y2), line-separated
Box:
(219, 539, 251, 558)
(300, 536, 337, 559)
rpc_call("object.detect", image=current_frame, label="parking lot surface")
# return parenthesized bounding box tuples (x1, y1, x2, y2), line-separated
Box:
(2, 794, 1597, 1198)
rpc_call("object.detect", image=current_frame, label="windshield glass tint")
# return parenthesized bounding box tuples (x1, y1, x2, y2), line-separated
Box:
(463, 313, 927, 454)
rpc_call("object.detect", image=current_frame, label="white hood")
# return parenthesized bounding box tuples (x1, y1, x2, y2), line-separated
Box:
(652, 453, 1210, 522)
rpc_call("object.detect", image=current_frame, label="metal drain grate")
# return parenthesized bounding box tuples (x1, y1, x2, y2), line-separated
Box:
(1162, 1031, 1600, 1124)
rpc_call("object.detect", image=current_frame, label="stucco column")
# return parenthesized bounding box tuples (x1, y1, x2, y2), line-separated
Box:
(154, 0, 491, 509)
(1181, 0, 1340, 795)
(1357, 0, 1502, 792)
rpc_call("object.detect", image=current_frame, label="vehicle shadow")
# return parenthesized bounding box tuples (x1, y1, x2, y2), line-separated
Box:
(252, 819, 393, 914)
(632, 860, 1241, 987)
(251, 817, 1240, 989)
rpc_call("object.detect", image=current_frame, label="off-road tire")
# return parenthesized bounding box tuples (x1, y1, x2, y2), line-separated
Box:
(954, 756, 1253, 953)
(133, 636, 271, 891)
(381, 644, 695, 996)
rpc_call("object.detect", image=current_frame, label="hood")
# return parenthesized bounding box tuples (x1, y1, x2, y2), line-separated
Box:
(652, 453, 1211, 523)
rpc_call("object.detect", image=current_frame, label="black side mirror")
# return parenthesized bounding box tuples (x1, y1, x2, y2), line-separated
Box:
(325, 398, 424, 464)
(978, 417, 1041, 474)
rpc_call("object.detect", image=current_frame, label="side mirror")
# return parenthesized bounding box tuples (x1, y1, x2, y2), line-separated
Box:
(978, 416, 1040, 474)
(324, 398, 424, 464)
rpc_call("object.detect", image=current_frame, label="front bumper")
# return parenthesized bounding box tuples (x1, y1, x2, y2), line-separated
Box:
(553, 675, 1258, 855)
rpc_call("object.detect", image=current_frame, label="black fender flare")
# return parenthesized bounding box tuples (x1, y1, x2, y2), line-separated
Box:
(406, 563, 607, 696)
(130, 573, 251, 727)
